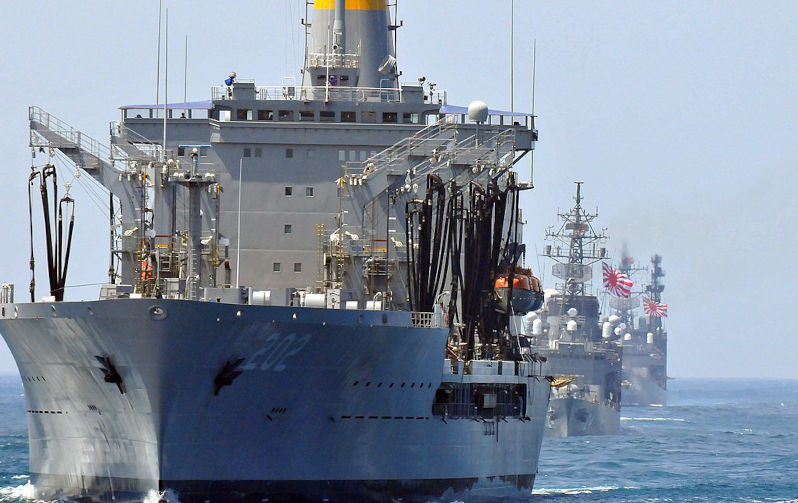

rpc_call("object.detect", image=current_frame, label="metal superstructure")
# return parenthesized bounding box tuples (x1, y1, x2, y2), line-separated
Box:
(2, 2, 553, 502)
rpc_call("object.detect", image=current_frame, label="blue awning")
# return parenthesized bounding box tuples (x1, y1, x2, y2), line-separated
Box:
(120, 100, 213, 110)
(439, 104, 533, 117)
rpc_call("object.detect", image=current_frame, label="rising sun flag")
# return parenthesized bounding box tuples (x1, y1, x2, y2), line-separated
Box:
(602, 262, 634, 298)
(643, 296, 669, 317)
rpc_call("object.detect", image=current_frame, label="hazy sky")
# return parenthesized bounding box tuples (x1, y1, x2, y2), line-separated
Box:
(1, 1, 796, 378)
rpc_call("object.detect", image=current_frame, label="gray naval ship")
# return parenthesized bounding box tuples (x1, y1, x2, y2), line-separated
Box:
(525, 182, 623, 437)
(0, 2, 554, 502)
(617, 254, 668, 406)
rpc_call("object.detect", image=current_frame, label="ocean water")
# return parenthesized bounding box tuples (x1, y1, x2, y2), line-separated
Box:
(0, 376, 795, 503)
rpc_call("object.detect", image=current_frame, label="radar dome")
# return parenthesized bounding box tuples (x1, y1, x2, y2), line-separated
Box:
(566, 320, 577, 332)
(613, 327, 622, 336)
(624, 333, 632, 341)
(468, 100, 489, 123)
(567, 308, 578, 317)
(608, 314, 620, 324)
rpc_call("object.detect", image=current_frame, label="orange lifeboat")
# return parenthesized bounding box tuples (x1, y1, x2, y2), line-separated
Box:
(493, 267, 544, 314)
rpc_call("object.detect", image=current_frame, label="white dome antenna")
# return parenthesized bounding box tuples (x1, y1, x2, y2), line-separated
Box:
(468, 101, 489, 123)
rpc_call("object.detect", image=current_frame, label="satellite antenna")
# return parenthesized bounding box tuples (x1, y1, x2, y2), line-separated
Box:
(468, 100, 489, 146)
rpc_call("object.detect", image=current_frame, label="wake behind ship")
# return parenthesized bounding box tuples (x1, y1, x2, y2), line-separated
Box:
(0, 2, 552, 502)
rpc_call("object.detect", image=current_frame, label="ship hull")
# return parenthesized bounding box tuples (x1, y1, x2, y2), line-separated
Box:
(545, 397, 620, 437)
(622, 351, 667, 406)
(29, 474, 537, 503)
(622, 372, 667, 406)
(0, 299, 549, 503)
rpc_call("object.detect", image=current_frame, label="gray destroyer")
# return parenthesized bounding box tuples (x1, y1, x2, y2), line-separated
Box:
(617, 254, 668, 406)
(528, 182, 622, 437)
(0, 2, 552, 502)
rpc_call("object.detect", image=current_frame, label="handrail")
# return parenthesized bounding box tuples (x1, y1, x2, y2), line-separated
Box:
(210, 84, 446, 105)
(29, 106, 111, 162)
(411, 311, 439, 328)
(110, 121, 163, 161)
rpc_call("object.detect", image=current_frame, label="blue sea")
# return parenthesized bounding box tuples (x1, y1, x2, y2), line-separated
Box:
(0, 376, 795, 502)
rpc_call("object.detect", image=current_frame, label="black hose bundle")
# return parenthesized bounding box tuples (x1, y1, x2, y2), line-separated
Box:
(28, 164, 75, 302)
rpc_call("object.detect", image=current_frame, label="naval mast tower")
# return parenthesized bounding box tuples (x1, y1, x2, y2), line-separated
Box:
(542, 181, 608, 299)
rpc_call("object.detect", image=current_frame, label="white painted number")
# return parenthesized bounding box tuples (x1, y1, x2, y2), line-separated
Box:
(241, 333, 312, 372)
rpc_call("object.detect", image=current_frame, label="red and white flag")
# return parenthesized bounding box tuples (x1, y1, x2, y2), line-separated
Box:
(602, 262, 633, 298)
(643, 296, 669, 317)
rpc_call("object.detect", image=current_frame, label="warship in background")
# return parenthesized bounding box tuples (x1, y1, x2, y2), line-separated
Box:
(528, 182, 623, 437)
(615, 254, 668, 406)
(0, 2, 554, 502)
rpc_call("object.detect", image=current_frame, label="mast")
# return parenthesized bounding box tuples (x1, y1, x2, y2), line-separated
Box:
(543, 181, 607, 297)
(615, 244, 646, 327)
(645, 254, 666, 330)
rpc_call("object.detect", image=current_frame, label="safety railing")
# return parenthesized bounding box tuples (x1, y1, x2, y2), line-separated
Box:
(209, 84, 446, 105)
(411, 311, 439, 328)
(29, 106, 111, 161)
(431, 402, 523, 419)
(0, 283, 13, 304)
(109, 121, 163, 161)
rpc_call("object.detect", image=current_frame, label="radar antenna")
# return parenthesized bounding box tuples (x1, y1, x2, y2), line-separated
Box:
(542, 181, 608, 297)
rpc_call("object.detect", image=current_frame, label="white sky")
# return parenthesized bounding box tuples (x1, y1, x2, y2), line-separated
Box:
(1, 1, 796, 378)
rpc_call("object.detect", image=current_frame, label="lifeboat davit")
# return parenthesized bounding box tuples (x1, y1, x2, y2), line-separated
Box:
(493, 268, 544, 314)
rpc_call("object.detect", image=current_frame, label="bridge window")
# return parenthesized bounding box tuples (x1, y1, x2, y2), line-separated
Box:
(300, 110, 315, 121)
(284, 186, 293, 196)
(382, 112, 397, 123)
(338, 150, 346, 162)
(273, 263, 281, 272)
(341, 111, 356, 122)
(284, 224, 292, 234)
(278, 110, 293, 121)
(362, 111, 377, 123)
(254, 147, 262, 157)
(258, 109, 273, 121)
(403, 112, 420, 124)
(294, 262, 302, 273)
(306, 187, 314, 197)
(285, 148, 294, 158)
(237, 109, 252, 121)
(320, 111, 336, 122)
(243, 148, 251, 158)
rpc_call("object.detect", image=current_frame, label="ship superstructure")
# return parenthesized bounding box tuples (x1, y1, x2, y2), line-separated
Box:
(616, 254, 668, 406)
(0, 2, 553, 502)
(531, 182, 623, 436)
